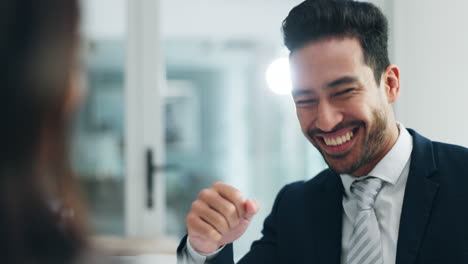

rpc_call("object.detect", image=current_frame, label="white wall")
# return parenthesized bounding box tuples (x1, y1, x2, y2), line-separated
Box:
(392, 0, 468, 147)
(160, 0, 302, 40)
(81, 0, 127, 39)
(81, 0, 303, 40)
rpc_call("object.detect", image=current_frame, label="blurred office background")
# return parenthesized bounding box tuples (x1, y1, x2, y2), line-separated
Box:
(71, 0, 468, 261)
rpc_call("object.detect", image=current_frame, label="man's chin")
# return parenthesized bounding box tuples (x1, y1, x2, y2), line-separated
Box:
(327, 164, 354, 175)
(324, 155, 361, 175)
(313, 141, 362, 174)
(324, 150, 353, 160)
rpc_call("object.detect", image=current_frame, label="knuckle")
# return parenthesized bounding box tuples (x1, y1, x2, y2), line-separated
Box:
(232, 191, 244, 203)
(198, 189, 211, 200)
(191, 200, 202, 211)
(212, 181, 224, 189)
(225, 203, 237, 215)
(191, 200, 202, 212)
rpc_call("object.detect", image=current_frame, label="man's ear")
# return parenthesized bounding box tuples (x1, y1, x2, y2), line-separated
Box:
(382, 64, 400, 103)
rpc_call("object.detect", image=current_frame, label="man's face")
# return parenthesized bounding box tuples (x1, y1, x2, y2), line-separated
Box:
(290, 37, 394, 176)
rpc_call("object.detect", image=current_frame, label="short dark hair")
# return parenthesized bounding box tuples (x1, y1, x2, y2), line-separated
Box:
(282, 0, 390, 83)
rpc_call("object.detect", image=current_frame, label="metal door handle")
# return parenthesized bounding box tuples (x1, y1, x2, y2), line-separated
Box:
(146, 149, 156, 209)
(146, 148, 178, 209)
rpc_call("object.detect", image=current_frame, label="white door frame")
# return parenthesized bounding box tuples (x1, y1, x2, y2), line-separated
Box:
(125, 0, 166, 237)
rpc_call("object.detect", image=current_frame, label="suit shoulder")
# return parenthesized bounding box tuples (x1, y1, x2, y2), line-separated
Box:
(431, 141, 468, 178)
(432, 141, 468, 161)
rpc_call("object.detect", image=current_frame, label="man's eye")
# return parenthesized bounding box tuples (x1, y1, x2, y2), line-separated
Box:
(335, 88, 355, 97)
(295, 99, 318, 105)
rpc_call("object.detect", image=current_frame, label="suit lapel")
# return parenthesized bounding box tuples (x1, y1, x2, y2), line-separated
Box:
(396, 129, 439, 264)
(312, 170, 344, 264)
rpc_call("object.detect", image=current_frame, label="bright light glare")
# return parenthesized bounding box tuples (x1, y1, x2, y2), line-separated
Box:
(266, 57, 292, 95)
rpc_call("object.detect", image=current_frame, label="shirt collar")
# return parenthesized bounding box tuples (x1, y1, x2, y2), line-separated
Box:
(340, 122, 413, 194)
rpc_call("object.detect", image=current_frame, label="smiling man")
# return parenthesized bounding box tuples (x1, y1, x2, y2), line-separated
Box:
(177, 1, 468, 264)
(290, 37, 398, 178)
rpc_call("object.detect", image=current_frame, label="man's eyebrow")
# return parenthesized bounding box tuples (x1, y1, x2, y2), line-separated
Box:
(326, 76, 359, 89)
(292, 89, 315, 98)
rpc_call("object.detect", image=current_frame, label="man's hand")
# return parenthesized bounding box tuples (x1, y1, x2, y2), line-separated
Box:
(186, 182, 260, 254)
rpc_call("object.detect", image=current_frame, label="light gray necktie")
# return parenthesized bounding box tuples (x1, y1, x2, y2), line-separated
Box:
(346, 177, 384, 264)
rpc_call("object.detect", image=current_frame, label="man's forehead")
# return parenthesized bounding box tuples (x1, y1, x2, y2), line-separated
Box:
(289, 37, 369, 87)
(289, 36, 365, 65)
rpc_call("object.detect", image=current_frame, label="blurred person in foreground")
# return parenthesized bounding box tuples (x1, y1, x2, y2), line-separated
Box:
(0, 0, 90, 263)
(178, 0, 468, 263)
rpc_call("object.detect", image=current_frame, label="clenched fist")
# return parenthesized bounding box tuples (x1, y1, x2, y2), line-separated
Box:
(186, 182, 260, 254)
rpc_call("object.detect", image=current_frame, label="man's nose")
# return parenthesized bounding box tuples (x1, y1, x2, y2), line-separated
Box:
(314, 101, 344, 132)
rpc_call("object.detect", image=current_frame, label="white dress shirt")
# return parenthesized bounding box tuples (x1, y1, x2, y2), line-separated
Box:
(181, 123, 413, 264)
(181, 236, 224, 263)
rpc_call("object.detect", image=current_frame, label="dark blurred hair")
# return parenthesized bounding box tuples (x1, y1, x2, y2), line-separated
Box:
(0, 0, 87, 263)
(282, 0, 390, 83)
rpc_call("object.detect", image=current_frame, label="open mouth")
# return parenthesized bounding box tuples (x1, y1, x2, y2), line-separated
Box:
(315, 127, 360, 154)
(323, 130, 354, 146)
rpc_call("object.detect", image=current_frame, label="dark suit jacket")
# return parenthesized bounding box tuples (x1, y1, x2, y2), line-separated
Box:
(177, 129, 468, 263)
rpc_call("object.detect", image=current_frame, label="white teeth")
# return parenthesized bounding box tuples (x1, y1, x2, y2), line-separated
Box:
(324, 131, 354, 146)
